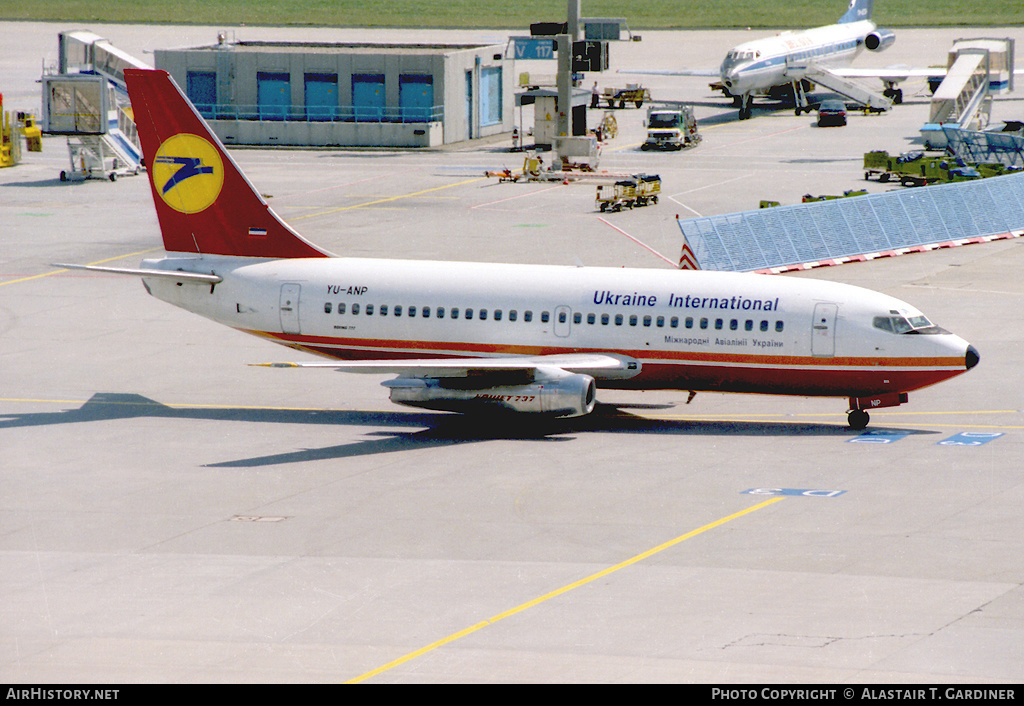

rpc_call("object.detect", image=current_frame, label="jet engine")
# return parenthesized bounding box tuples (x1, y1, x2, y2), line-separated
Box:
(384, 373, 597, 418)
(864, 29, 896, 52)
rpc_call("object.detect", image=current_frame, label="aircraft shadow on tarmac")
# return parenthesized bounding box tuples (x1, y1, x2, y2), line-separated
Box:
(2, 392, 937, 468)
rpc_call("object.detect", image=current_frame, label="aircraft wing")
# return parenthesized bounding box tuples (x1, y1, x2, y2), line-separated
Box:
(831, 66, 946, 80)
(255, 352, 641, 383)
(617, 68, 719, 77)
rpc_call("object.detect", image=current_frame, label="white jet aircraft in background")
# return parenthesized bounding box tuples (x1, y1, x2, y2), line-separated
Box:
(56, 68, 979, 430)
(628, 0, 927, 119)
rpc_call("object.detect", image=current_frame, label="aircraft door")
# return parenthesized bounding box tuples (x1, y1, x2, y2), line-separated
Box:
(280, 283, 301, 334)
(554, 306, 572, 337)
(811, 302, 838, 357)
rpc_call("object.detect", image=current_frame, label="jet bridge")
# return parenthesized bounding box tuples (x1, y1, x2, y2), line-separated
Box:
(920, 38, 1014, 150)
(41, 31, 150, 180)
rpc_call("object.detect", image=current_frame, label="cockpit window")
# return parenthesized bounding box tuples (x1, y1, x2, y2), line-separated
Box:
(873, 314, 947, 335)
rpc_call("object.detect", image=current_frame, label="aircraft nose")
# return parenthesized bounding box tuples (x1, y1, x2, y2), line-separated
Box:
(965, 345, 980, 370)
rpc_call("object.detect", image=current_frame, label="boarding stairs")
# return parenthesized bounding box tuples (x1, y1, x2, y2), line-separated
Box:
(42, 31, 150, 180)
(928, 52, 991, 130)
(803, 65, 893, 112)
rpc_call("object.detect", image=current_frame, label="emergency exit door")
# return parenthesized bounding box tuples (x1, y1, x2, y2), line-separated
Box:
(811, 302, 838, 357)
(280, 284, 301, 335)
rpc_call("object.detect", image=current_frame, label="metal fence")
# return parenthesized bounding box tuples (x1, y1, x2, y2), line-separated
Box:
(193, 103, 445, 123)
(944, 126, 1024, 168)
(677, 171, 1024, 272)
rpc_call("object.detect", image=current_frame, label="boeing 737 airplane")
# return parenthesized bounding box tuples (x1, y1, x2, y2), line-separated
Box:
(57, 68, 979, 430)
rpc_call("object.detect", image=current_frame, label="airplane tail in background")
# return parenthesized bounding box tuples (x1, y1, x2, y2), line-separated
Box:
(124, 68, 331, 259)
(838, 0, 874, 23)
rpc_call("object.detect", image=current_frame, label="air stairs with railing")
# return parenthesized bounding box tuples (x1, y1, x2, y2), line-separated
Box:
(41, 31, 150, 181)
(920, 38, 1015, 150)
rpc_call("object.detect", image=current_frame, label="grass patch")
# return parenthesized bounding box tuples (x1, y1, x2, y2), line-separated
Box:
(3, 0, 1022, 28)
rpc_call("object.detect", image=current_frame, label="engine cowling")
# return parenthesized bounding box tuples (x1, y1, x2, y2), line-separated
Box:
(384, 373, 598, 418)
(864, 29, 896, 52)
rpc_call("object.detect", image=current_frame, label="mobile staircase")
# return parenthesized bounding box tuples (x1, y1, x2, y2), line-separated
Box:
(41, 31, 150, 181)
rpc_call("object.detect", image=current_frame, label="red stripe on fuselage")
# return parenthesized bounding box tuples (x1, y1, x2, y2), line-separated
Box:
(242, 329, 966, 397)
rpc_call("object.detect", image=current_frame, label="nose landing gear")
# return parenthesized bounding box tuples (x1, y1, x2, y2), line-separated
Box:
(847, 409, 870, 430)
(847, 392, 909, 430)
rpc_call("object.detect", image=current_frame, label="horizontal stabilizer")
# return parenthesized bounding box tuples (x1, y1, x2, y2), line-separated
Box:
(53, 263, 223, 284)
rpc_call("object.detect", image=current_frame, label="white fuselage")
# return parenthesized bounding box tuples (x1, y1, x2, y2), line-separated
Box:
(141, 253, 972, 399)
(720, 20, 875, 97)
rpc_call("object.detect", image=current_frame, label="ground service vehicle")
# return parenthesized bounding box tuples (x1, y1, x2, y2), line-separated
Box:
(642, 106, 701, 150)
(596, 174, 661, 211)
(596, 85, 651, 109)
(864, 150, 987, 186)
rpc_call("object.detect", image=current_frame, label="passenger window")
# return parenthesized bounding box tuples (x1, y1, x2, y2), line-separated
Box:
(324, 302, 332, 314)
(670, 317, 678, 328)
(615, 314, 623, 326)
(587, 313, 596, 325)
(494, 310, 503, 321)
(437, 307, 445, 318)
(629, 315, 638, 326)
(365, 304, 374, 316)
(775, 320, 784, 332)
(557, 311, 566, 324)
(338, 303, 346, 315)
(380, 305, 388, 316)
(394, 305, 402, 317)
(745, 320, 753, 331)
(451, 307, 459, 319)
(422, 306, 430, 318)
(407, 306, 415, 318)
(730, 319, 738, 331)
(715, 318, 723, 330)
(524, 311, 533, 322)
(760, 320, 768, 332)
(699, 318, 708, 329)
(465, 308, 473, 319)
(601, 314, 609, 325)
(685, 317, 693, 329)
(540, 311, 549, 323)
(509, 310, 518, 322)
(479, 309, 488, 320)
(352, 303, 360, 315)
(573, 312, 582, 324)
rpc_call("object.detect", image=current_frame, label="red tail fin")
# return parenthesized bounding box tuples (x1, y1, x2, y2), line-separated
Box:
(124, 68, 330, 259)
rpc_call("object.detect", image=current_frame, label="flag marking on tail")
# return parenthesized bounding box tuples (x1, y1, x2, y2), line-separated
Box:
(152, 134, 224, 214)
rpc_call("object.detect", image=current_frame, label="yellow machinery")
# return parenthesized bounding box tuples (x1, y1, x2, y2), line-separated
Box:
(1, 93, 20, 167)
(1, 92, 41, 168)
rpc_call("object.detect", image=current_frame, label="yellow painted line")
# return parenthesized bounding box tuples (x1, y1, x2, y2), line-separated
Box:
(346, 496, 785, 683)
(291, 177, 485, 220)
(632, 410, 1024, 430)
(1, 249, 162, 287)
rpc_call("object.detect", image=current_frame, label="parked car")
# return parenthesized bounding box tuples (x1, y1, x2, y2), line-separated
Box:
(817, 100, 847, 127)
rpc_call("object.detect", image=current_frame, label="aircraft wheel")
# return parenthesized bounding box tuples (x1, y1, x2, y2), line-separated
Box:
(848, 409, 870, 430)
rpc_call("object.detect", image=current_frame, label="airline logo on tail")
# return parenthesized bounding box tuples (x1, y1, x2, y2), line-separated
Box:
(152, 134, 224, 214)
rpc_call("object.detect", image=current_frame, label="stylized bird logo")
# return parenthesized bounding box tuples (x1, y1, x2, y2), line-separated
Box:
(155, 155, 215, 195)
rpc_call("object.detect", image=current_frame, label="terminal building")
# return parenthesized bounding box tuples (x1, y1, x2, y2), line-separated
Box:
(154, 37, 515, 148)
